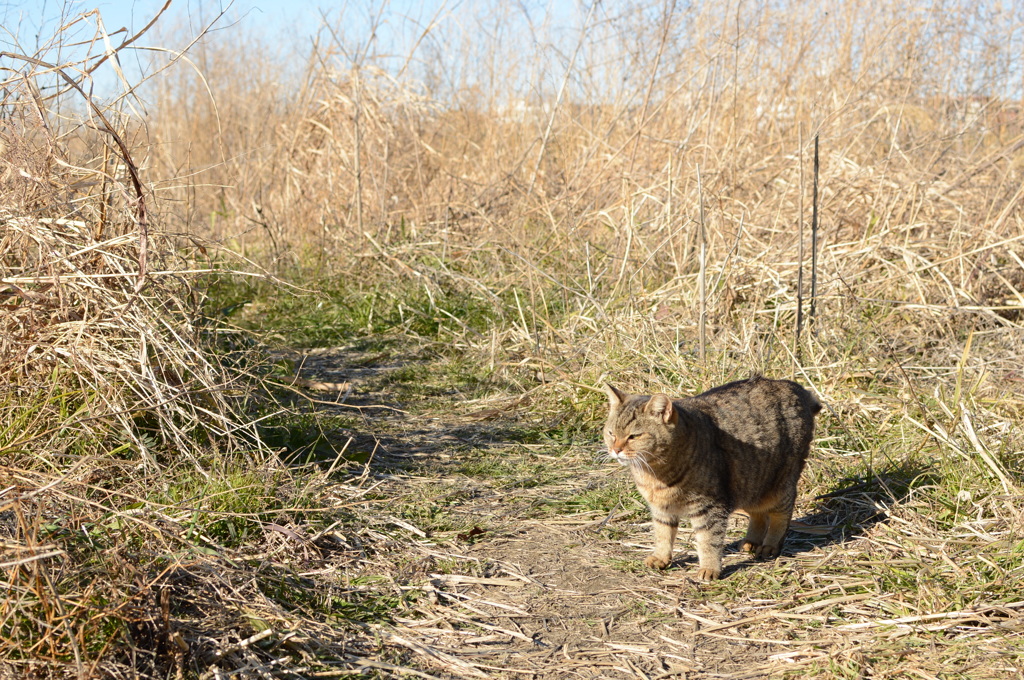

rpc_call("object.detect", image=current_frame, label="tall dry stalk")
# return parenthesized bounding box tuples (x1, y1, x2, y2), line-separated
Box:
(697, 164, 708, 365)
(810, 132, 820, 330)
(796, 126, 806, 354)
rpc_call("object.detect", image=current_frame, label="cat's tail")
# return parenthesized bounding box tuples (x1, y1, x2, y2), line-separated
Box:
(808, 391, 823, 415)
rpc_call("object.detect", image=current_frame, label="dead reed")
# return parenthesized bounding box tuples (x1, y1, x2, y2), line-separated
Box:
(149, 0, 1024, 416)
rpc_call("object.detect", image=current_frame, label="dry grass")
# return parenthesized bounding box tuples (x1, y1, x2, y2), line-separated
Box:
(0, 12, 283, 678)
(2, 0, 1024, 677)
(0, 8, 260, 466)
(148, 1, 1024, 396)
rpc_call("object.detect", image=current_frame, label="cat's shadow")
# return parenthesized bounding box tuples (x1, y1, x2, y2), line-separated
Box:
(664, 461, 936, 577)
(784, 460, 938, 556)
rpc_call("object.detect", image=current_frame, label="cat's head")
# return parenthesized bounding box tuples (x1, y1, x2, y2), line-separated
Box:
(603, 384, 677, 468)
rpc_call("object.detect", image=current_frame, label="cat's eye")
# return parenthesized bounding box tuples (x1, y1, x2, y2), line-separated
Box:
(627, 434, 640, 440)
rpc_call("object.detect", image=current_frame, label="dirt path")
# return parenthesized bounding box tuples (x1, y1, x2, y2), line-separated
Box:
(286, 344, 878, 679)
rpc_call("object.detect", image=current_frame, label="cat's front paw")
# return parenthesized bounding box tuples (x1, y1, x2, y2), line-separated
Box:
(754, 544, 781, 559)
(644, 554, 671, 569)
(740, 540, 760, 553)
(695, 567, 720, 581)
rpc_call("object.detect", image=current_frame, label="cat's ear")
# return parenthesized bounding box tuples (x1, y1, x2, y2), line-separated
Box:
(645, 394, 677, 424)
(605, 384, 628, 408)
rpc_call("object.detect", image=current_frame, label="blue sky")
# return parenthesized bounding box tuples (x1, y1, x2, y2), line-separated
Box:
(6, 0, 353, 44)
(2, 0, 576, 54)
(1, 0, 582, 99)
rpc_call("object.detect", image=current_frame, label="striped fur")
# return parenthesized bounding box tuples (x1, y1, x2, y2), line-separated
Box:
(604, 377, 821, 580)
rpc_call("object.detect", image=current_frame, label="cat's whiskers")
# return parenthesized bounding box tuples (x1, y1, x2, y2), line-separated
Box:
(629, 450, 656, 475)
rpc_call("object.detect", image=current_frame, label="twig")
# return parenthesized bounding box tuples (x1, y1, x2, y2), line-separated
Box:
(354, 659, 443, 680)
(697, 165, 707, 365)
(353, 64, 364, 237)
(210, 628, 274, 660)
(838, 602, 1024, 630)
(796, 126, 805, 355)
(528, 1, 598, 197)
(809, 132, 820, 330)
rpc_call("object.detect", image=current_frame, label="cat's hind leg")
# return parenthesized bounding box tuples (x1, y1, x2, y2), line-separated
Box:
(740, 512, 769, 553)
(755, 507, 794, 559)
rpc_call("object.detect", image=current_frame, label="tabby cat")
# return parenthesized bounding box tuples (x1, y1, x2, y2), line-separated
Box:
(603, 377, 821, 580)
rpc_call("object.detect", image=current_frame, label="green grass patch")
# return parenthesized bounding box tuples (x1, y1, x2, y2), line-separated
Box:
(376, 483, 484, 537)
(459, 446, 561, 488)
(202, 267, 506, 349)
(534, 477, 648, 526)
(256, 410, 365, 467)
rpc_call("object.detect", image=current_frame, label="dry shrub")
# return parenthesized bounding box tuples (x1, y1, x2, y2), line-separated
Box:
(0, 59, 248, 470)
(146, 1, 1024, 259)
(0, 15, 276, 678)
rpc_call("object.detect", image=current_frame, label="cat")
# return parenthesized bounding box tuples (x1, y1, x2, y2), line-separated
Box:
(603, 376, 821, 580)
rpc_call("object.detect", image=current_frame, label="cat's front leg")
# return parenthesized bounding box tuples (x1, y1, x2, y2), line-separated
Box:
(644, 512, 678, 569)
(691, 506, 730, 580)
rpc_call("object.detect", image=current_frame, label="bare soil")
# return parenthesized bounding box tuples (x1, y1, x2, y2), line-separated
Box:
(281, 345, 959, 680)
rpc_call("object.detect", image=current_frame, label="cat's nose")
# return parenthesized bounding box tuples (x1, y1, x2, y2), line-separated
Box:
(609, 448, 630, 465)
